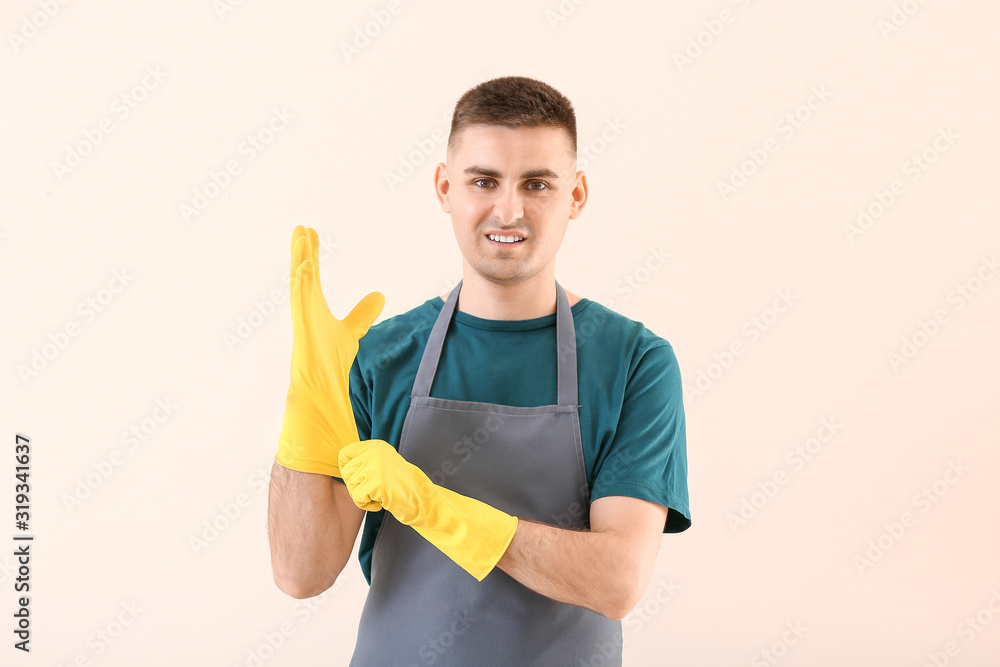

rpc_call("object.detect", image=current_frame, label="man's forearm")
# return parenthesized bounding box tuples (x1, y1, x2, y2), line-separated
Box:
(267, 461, 355, 598)
(495, 517, 649, 620)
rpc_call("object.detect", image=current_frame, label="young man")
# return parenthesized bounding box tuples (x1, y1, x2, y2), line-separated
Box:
(268, 76, 690, 666)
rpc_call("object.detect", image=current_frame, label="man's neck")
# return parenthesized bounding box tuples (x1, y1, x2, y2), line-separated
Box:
(440, 271, 580, 321)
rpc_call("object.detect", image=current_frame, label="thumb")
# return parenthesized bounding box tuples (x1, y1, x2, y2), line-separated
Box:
(343, 291, 385, 340)
(338, 439, 368, 472)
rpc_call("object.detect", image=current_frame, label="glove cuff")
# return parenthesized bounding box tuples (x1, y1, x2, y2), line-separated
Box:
(411, 489, 519, 582)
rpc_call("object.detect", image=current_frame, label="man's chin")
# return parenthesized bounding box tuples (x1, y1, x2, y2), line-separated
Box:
(467, 264, 530, 286)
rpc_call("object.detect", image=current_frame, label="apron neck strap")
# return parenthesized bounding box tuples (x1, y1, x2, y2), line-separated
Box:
(411, 279, 578, 406)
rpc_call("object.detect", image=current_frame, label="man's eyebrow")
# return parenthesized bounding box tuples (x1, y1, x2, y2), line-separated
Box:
(463, 165, 560, 180)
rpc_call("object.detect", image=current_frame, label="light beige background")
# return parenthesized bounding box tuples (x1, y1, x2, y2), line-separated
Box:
(2, 0, 998, 665)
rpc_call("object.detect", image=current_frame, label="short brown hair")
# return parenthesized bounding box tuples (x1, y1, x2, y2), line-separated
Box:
(447, 76, 577, 159)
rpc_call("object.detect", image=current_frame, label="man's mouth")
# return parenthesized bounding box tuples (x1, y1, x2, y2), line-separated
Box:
(486, 233, 525, 244)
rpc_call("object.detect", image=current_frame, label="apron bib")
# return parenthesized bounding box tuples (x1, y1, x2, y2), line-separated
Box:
(350, 280, 622, 666)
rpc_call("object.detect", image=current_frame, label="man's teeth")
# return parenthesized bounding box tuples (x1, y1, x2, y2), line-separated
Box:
(488, 234, 524, 243)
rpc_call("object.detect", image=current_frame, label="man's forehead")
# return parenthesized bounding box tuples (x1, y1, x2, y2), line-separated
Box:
(462, 164, 562, 180)
(451, 126, 575, 175)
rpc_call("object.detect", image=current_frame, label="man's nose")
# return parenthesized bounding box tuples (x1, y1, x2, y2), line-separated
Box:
(493, 185, 524, 223)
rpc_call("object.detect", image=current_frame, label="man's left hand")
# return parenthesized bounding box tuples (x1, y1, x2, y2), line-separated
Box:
(338, 440, 518, 582)
(337, 439, 431, 524)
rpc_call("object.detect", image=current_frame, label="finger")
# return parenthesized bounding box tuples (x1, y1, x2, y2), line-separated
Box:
(297, 257, 316, 301)
(290, 225, 306, 253)
(353, 495, 383, 513)
(307, 227, 322, 293)
(343, 291, 385, 340)
(290, 226, 310, 268)
(338, 439, 369, 470)
(290, 230, 311, 299)
(290, 258, 316, 348)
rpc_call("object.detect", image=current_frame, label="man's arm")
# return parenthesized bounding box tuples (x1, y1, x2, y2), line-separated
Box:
(267, 462, 365, 599)
(268, 225, 382, 598)
(495, 495, 668, 620)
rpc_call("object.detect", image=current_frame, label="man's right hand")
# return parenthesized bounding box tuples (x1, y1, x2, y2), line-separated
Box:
(274, 225, 384, 478)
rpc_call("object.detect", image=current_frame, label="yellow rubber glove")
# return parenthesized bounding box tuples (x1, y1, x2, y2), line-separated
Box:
(338, 439, 519, 582)
(274, 225, 384, 478)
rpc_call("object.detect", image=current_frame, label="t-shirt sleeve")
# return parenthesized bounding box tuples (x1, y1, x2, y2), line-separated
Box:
(349, 354, 373, 441)
(590, 342, 691, 533)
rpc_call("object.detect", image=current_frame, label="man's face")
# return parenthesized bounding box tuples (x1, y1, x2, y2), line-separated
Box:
(435, 124, 586, 286)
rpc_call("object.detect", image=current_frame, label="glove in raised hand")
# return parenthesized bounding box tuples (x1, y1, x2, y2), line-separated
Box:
(274, 225, 383, 477)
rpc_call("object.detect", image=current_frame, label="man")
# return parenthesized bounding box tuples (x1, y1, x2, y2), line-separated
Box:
(268, 75, 690, 665)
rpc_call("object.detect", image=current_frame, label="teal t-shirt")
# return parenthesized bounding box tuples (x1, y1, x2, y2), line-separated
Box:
(343, 295, 690, 585)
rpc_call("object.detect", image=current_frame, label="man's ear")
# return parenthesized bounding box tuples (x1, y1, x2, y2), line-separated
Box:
(569, 170, 588, 219)
(435, 162, 451, 213)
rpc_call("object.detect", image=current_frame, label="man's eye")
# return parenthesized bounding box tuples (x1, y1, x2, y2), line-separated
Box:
(473, 179, 548, 190)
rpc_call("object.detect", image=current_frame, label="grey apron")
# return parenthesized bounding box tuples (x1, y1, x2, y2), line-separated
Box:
(349, 280, 623, 666)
